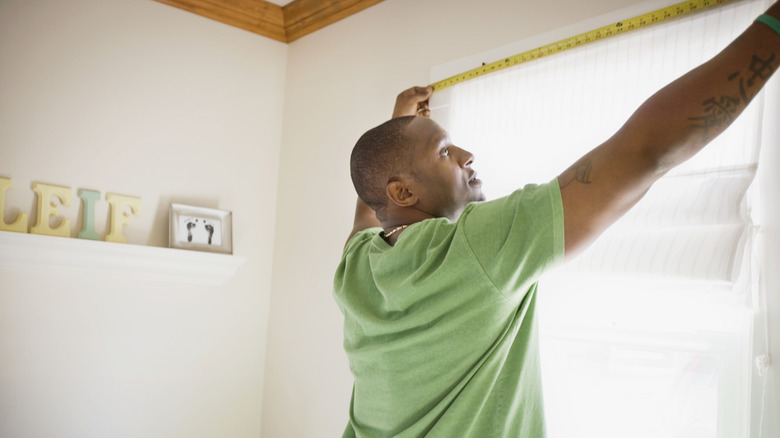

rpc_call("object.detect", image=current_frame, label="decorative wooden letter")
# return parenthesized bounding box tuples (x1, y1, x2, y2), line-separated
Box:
(77, 189, 101, 241)
(0, 177, 28, 233)
(105, 193, 141, 244)
(31, 182, 72, 237)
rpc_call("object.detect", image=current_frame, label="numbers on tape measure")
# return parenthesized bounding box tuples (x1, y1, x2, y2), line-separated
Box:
(430, 0, 733, 92)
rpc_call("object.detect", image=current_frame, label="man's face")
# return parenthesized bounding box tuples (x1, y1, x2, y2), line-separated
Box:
(404, 117, 486, 220)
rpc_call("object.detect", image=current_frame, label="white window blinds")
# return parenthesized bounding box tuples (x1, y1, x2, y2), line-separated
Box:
(437, 0, 769, 285)
(430, 0, 774, 436)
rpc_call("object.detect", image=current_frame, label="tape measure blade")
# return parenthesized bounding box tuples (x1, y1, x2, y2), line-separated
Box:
(429, 0, 733, 92)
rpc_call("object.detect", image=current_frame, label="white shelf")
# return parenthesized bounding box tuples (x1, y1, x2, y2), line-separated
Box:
(0, 231, 246, 286)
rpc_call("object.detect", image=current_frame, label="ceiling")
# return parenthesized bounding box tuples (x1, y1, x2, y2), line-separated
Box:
(154, 0, 384, 43)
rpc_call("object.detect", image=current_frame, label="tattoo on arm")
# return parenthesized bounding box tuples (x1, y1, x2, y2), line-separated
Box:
(689, 53, 776, 142)
(560, 158, 593, 189)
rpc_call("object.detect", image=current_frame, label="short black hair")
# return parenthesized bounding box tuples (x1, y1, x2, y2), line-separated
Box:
(350, 116, 416, 212)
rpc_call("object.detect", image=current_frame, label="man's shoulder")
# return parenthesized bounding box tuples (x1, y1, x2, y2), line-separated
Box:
(343, 227, 380, 254)
(459, 181, 561, 220)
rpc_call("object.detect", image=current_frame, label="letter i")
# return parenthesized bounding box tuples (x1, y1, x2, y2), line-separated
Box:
(77, 189, 100, 240)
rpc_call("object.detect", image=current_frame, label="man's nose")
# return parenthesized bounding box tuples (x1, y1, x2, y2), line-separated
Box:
(456, 147, 475, 167)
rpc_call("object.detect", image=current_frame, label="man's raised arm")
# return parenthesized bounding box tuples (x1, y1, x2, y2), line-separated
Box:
(345, 86, 433, 246)
(559, 3, 780, 259)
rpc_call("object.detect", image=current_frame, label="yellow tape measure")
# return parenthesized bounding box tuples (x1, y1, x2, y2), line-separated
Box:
(430, 0, 734, 92)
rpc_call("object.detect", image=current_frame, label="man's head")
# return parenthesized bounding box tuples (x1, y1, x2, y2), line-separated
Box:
(351, 116, 485, 222)
(351, 116, 416, 213)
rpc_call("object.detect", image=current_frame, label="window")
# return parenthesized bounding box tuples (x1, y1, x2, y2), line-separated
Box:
(430, 0, 775, 436)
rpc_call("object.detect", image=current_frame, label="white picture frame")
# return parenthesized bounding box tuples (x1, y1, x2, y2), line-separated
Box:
(169, 203, 232, 254)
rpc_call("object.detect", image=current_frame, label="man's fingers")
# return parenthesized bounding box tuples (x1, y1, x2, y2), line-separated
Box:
(413, 86, 434, 99)
(393, 86, 434, 118)
(417, 100, 431, 117)
(417, 85, 434, 97)
(399, 86, 433, 100)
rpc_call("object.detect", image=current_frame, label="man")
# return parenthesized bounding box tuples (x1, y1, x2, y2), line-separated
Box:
(334, 4, 780, 437)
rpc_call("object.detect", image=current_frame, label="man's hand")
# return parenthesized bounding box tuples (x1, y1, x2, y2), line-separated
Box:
(392, 86, 433, 118)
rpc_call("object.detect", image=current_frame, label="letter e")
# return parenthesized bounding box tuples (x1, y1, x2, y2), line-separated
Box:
(31, 182, 72, 237)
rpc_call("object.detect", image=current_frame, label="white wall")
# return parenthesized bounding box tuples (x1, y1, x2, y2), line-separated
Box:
(263, 0, 671, 436)
(0, 1, 286, 437)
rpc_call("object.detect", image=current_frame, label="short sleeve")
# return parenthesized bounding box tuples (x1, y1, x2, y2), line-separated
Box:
(459, 180, 564, 301)
(343, 227, 381, 255)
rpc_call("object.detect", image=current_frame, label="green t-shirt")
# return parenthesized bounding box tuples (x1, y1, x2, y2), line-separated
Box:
(333, 181, 565, 437)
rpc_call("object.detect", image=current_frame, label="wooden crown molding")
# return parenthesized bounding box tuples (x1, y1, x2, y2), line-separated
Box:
(284, 0, 383, 42)
(155, 0, 383, 43)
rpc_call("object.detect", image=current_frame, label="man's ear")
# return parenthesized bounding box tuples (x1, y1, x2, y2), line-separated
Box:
(386, 179, 418, 207)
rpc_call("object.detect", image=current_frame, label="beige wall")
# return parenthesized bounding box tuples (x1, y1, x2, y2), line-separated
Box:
(0, 0, 286, 437)
(3, 0, 778, 437)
